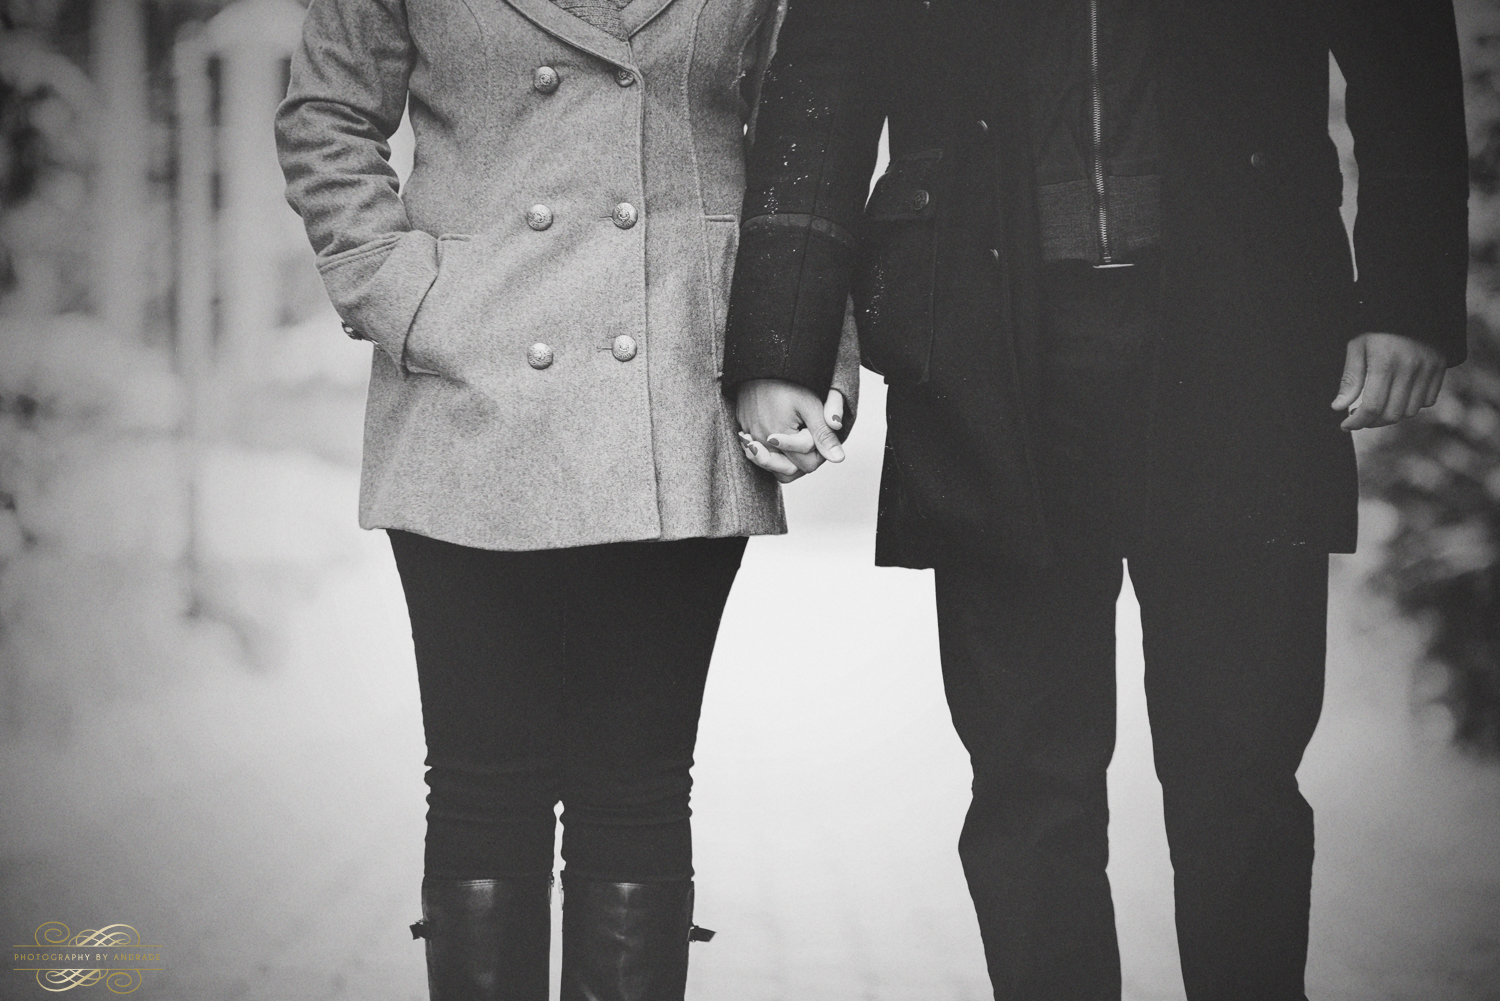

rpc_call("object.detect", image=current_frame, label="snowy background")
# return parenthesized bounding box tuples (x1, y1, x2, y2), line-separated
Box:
(1, 0, 1498, 999)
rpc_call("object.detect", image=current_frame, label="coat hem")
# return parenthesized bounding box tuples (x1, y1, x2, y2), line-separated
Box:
(359, 515, 788, 553)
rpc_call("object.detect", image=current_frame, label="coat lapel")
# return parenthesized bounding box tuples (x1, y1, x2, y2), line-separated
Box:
(502, 0, 636, 66)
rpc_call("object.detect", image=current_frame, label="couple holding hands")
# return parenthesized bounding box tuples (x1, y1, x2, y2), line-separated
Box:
(275, 0, 1467, 998)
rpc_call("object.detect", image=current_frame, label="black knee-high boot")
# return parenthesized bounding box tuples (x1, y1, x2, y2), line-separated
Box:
(412, 876, 552, 1001)
(558, 875, 711, 1001)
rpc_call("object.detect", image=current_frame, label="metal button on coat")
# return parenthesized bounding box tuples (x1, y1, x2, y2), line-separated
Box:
(612, 202, 639, 229)
(533, 66, 560, 94)
(1250, 151, 1267, 170)
(910, 189, 930, 211)
(526, 204, 554, 230)
(527, 343, 554, 369)
(341, 322, 363, 341)
(614, 68, 636, 87)
(611, 334, 637, 362)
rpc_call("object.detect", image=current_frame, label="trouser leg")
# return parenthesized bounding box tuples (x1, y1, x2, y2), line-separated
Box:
(1131, 547, 1328, 1001)
(931, 254, 1152, 999)
(390, 529, 565, 880)
(934, 555, 1125, 1001)
(557, 536, 745, 1001)
(558, 536, 746, 882)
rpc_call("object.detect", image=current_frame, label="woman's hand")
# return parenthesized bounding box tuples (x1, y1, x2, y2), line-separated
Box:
(736, 380, 846, 483)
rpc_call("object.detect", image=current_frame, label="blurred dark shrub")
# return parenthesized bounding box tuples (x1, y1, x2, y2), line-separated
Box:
(1363, 0, 1500, 755)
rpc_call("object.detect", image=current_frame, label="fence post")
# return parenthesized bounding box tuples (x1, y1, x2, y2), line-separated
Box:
(91, 0, 149, 340)
(171, 0, 308, 577)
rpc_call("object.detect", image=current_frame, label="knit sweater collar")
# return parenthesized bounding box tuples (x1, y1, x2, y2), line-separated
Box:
(549, 0, 635, 39)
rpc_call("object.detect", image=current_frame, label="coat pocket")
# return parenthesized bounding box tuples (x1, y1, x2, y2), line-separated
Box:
(853, 149, 944, 384)
(403, 234, 475, 379)
(703, 216, 740, 377)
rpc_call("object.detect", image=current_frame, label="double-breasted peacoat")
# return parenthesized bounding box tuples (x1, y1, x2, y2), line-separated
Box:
(723, 0, 1467, 569)
(276, 0, 857, 551)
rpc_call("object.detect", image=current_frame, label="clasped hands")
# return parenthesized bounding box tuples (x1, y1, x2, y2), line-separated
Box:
(736, 379, 847, 483)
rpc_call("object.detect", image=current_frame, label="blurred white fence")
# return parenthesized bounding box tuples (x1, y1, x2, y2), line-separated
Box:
(0, 0, 373, 711)
(172, 0, 311, 386)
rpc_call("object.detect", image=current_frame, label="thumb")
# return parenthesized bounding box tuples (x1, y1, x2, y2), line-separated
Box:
(824, 389, 846, 432)
(1332, 338, 1366, 410)
(797, 398, 846, 463)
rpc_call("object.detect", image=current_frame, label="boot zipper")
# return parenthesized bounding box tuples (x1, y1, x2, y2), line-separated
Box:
(1089, 0, 1130, 268)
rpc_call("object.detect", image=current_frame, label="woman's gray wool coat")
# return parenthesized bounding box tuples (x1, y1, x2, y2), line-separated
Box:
(275, 0, 858, 551)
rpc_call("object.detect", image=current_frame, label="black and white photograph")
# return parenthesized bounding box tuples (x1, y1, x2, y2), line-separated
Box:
(1, 0, 1498, 998)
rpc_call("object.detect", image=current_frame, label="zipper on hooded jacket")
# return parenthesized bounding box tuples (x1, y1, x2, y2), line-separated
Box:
(1089, 0, 1110, 264)
(1089, 0, 1133, 268)
(1029, 0, 1162, 263)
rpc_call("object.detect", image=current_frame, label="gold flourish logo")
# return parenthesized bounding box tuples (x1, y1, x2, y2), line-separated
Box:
(11, 923, 164, 994)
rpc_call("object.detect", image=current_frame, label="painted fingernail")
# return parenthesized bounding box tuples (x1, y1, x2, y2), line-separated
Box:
(767, 435, 783, 448)
(829, 414, 843, 428)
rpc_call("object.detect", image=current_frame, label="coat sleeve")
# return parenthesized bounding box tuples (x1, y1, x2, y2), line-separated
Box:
(274, 0, 439, 364)
(722, 0, 890, 398)
(1332, 0, 1469, 364)
(742, 0, 788, 147)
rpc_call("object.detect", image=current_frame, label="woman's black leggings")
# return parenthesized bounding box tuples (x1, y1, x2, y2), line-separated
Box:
(389, 530, 747, 883)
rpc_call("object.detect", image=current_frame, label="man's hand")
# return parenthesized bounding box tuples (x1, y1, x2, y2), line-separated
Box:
(1332, 332, 1446, 431)
(736, 378, 846, 483)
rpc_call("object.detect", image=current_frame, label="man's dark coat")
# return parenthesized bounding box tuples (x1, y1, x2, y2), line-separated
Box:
(723, 0, 1468, 569)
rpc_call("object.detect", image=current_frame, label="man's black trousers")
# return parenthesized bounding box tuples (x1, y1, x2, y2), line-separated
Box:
(932, 259, 1328, 1001)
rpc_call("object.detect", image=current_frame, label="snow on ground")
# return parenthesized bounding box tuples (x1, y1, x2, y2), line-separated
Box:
(1, 340, 1497, 1000)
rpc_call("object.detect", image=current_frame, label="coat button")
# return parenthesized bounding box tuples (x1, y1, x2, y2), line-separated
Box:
(1249, 151, 1267, 170)
(614, 68, 636, 87)
(341, 322, 364, 341)
(976, 119, 989, 134)
(533, 66, 560, 94)
(526, 204, 554, 230)
(910, 189, 930, 211)
(612, 202, 639, 229)
(611, 334, 637, 362)
(527, 342, 554, 369)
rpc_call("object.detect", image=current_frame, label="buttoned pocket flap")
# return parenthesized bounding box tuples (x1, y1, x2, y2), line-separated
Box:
(864, 150, 943, 222)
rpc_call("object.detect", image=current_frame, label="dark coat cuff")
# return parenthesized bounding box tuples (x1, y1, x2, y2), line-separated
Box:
(723, 222, 859, 397)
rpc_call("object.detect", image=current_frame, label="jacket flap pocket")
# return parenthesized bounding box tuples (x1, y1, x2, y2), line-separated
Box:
(865, 149, 944, 222)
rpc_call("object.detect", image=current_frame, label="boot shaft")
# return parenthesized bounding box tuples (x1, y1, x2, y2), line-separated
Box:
(559, 876, 696, 1001)
(416, 875, 552, 1001)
